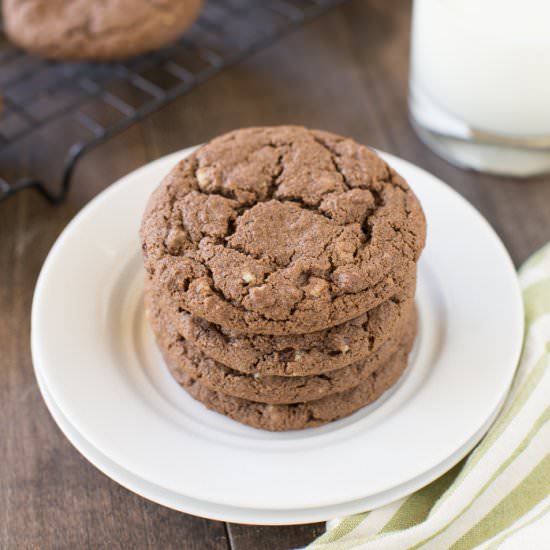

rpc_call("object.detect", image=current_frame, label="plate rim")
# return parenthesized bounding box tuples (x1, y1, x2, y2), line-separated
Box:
(35, 368, 505, 525)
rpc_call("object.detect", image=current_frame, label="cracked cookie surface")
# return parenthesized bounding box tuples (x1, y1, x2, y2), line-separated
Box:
(147, 287, 416, 404)
(141, 126, 426, 335)
(3, 0, 203, 60)
(148, 278, 415, 375)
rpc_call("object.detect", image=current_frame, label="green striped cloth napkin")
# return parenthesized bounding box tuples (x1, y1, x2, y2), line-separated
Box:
(309, 244, 550, 550)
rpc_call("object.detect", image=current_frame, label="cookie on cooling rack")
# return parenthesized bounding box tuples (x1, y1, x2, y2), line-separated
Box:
(3, 0, 203, 61)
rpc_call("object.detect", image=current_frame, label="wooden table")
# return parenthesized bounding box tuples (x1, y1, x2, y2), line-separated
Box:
(2, 1, 549, 548)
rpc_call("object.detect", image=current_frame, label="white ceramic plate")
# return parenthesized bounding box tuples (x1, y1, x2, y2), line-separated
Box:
(35, 368, 504, 524)
(31, 148, 523, 511)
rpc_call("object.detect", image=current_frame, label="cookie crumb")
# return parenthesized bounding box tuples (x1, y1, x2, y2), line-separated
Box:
(195, 280, 212, 297)
(307, 277, 328, 297)
(196, 167, 213, 190)
(336, 268, 364, 293)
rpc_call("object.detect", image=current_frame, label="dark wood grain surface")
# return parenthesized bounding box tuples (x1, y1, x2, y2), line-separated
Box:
(2, 1, 549, 548)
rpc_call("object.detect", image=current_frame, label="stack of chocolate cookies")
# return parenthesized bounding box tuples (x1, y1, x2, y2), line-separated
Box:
(141, 126, 426, 431)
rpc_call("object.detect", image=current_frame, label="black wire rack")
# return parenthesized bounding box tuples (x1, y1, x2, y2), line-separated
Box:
(0, 0, 347, 204)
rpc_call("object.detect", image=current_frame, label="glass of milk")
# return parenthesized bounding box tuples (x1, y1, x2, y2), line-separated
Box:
(409, 0, 550, 177)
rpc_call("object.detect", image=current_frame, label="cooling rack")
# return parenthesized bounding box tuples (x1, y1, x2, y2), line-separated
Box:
(0, 0, 347, 203)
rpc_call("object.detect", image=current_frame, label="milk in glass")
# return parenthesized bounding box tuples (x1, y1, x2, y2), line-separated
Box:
(409, 0, 550, 176)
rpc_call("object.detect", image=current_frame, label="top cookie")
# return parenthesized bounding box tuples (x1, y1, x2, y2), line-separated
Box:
(141, 126, 426, 335)
(3, 0, 203, 61)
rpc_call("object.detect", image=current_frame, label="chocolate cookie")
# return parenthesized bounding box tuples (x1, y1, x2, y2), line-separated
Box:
(149, 298, 416, 404)
(141, 126, 426, 335)
(148, 278, 415, 375)
(175, 343, 411, 431)
(3, 0, 203, 61)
